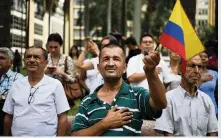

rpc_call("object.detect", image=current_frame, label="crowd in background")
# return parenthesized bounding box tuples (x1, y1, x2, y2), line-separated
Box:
(0, 32, 218, 136)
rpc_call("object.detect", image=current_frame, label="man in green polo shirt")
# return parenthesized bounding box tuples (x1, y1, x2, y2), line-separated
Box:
(71, 44, 167, 136)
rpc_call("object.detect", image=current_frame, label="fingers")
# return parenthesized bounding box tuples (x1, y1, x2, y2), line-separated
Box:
(122, 112, 133, 121)
(110, 105, 118, 112)
(122, 115, 133, 121)
(143, 51, 160, 71)
(117, 107, 129, 113)
(122, 119, 132, 125)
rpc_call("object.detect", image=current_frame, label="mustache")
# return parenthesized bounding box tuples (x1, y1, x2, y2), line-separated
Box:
(105, 66, 116, 70)
(26, 61, 38, 66)
(190, 73, 201, 78)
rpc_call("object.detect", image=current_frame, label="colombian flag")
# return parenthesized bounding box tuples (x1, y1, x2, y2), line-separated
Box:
(159, 0, 205, 60)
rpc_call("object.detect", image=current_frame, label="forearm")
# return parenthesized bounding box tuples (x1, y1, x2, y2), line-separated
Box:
(128, 73, 146, 83)
(77, 51, 87, 67)
(146, 70, 167, 109)
(72, 120, 108, 136)
(207, 132, 217, 136)
(163, 131, 174, 136)
(4, 114, 13, 136)
(57, 113, 69, 136)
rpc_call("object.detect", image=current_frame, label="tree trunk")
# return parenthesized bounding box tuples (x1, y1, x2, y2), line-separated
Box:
(107, 0, 112, 34)
(133, 0, 141, 42)
(84, 0, 89, 37)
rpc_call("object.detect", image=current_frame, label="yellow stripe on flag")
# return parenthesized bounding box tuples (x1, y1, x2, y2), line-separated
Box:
(169, 0, 205, 60)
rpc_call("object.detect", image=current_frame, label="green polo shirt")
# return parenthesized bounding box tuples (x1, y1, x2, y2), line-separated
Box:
(72, 81, 160, 136)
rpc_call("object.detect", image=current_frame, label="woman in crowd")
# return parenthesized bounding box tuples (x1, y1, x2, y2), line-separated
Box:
(167, 50, 181, 91)
(44, 33, 76, 106)
(199, 51, 218, 117)
(69, 45, 80, 77)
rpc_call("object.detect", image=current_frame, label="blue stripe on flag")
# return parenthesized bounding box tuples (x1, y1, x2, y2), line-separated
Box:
(164, 21, 184, 45)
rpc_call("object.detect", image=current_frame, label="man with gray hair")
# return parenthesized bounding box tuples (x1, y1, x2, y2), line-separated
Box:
(0, 47, 23, 135)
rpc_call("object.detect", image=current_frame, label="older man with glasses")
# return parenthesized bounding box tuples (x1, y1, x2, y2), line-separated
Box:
(0, 47, 23, 136)
(3, 46, 70, 136)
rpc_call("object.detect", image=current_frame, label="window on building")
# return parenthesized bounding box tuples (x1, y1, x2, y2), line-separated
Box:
(34, 23, 43, 35)
(12, 0, 26, 13)
(11, 16, 26, 31)
(11, 34, 25, 48)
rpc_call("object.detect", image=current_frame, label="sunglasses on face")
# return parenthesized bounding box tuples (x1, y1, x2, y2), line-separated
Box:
(48, 46, 59, 49)
(0, 56, 7, 60)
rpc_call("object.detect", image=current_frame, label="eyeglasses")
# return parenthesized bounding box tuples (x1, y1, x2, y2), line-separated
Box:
(187, 64, 203, 69)
(142, 41, 153, 44)
(48, 46, 58, 49)
(0, 56, 7, 60)
(0, 89, 9, 100)
(28, 87, 39, 104)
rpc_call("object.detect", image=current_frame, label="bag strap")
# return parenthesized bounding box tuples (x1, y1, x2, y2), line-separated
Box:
(64, 56, 68, 74)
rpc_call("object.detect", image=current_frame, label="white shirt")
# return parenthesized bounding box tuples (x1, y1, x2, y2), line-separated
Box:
(84, 59, 104, 94)
(166, 67, 181, 91)
(127, 54, 172, 90)
(154, 86, 218, 136)
(3, 75, 70, 136)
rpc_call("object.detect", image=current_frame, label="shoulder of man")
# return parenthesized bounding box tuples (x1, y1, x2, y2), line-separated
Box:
(197, 89, 214, 103)
(79, 94, 94, 107)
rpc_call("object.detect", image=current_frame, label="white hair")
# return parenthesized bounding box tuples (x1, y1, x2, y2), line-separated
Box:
(0, 47, 14, 61)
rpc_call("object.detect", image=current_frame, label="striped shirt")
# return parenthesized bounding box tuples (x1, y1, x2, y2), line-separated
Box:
(72, 81, 161, 136)
(0, 69, 23, 96)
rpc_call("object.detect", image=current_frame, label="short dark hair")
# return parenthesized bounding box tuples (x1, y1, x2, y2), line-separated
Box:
(99, 43, 125, 61)
(100, 35, 119, 47)
(24, 45, 48, 60)
(125, 36, 137, 45)
(47, 33, 63, 46)
(140, 33, 154, 44)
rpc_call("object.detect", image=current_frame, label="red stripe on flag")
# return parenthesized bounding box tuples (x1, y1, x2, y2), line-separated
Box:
(181, 58, 187, 74)
(160, 32, 186, 60)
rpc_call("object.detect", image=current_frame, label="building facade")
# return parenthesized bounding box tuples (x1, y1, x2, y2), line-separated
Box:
(195, 0, 216, 33)
(10, 0, 65, 54)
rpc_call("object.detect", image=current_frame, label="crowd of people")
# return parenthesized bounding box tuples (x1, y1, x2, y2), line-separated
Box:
(0, 32, 218, 136)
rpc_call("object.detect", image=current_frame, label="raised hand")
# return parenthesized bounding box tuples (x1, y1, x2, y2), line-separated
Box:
(87, 40, 100, 56)
(102, 105, 133, 129)
(142, 51, 160, 73)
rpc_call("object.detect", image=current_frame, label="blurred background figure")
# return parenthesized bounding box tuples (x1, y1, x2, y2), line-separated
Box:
(199, 51, 218, 117)
(100, 35, 119, 48)
(13, 50, 22, 73)
(167, 50, 181, 91)
(44, 33, 76, 106)
(69, 45, 80, 78)
(45, 33, 74, 83)
(0, 47, 23, 136)
(125, 36, 141, 64)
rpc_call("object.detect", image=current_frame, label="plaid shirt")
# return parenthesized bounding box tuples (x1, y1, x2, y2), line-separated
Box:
(0, 69, 23, 95)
